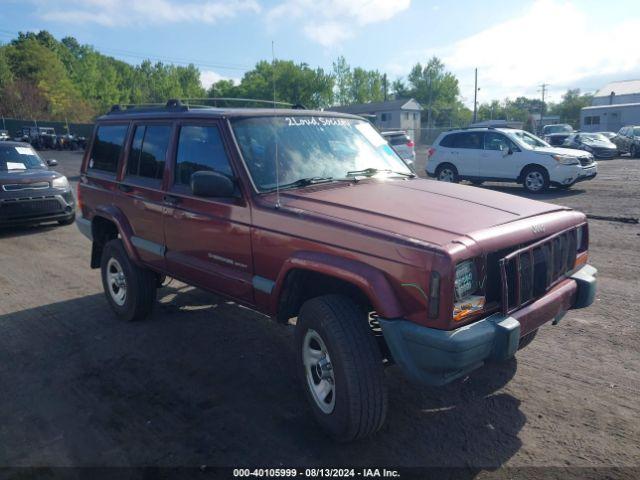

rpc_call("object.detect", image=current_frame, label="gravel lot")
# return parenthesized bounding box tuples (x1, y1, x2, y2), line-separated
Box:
(0, 150, 638, 476)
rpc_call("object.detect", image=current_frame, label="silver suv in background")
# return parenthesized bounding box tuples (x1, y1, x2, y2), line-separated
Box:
(381, 130, 415, 167)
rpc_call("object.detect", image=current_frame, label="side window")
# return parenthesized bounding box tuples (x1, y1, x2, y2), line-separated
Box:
(89, 124, 128, 173)
(439, 133, 457, 148)
(126, 125, 171, 180)
(455, 132, 483, 149)
(484, 132, 511, 151)
(175, 125, 233, 186)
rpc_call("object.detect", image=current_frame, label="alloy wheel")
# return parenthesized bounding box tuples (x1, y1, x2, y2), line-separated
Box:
(438, 168, 455, 182)
(525, 171, 545, 191)
(106, 257, 127, 306)
(302, 329, 336, 414)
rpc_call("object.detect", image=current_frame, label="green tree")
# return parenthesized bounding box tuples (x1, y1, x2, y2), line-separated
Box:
(229, 60, 334, 109)
(407, 57, 460, 126)
(550, 89, 593, 128)
(332, 56, 352, 106)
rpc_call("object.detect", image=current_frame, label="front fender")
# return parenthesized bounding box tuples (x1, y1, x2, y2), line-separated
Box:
(270, 251, 403, 318)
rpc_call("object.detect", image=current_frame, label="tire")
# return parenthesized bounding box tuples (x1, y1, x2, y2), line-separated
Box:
(522, 166, 549, 193)
(631, 144, 639, 158)
(57, 214, 75, 226)
(435, 163, 459, 183)
(100, 239, 157, 322)
(518, 329, 538, 350)
(296, 295, 387, 441)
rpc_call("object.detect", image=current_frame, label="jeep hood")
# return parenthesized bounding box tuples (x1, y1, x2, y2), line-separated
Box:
(274, 179, 571, 247)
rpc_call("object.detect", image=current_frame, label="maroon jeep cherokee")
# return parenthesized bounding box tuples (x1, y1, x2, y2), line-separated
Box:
(77, 101, 597, 441)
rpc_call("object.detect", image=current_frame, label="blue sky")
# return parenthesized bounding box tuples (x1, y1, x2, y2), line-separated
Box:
(2, 0, 639, 106)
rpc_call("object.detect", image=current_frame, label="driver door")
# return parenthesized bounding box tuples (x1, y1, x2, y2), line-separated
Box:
(163, 121, 254, 303)
(480, 131, 523, 180)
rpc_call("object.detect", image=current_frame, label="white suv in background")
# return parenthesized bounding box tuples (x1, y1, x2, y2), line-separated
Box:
(425, 128, 598, 193)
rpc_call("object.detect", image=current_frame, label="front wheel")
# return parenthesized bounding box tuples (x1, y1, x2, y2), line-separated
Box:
(631, 144, 639, 158)
(100, 239, 157, 321)
(296, 295, 387, 441)
(522, 167, 549, 193)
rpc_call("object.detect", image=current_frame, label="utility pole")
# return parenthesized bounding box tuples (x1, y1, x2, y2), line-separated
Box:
(538, 82, 549, 133)
(472, 68, 478, 123)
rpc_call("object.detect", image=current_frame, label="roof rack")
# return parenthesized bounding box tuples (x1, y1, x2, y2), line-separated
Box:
(107, 97, 303, 115)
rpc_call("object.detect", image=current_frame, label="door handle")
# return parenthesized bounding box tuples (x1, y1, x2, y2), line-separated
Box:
(118, 184, 133, 193)
(163, 194, 181, 206)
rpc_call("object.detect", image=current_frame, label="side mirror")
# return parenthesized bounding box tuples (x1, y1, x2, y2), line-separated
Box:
(502, 146, 513, 156)
(47, 159, 58, 167)
(190, 170, 235, 198)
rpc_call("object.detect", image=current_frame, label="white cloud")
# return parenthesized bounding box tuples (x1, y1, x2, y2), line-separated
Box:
(268, 0, 411, 47)
(439, 0, 640, 105)
(200, 70, 241, 89)
(37, 0, 261, 26)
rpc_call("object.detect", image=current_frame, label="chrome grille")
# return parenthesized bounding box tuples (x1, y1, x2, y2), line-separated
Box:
(2, 182, 50, 191)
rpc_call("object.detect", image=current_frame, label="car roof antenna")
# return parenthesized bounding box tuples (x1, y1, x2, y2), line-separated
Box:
(272, 40, 281, 209)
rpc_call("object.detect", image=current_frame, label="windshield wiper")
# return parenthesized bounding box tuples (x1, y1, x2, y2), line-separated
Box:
(264, 176, 336, 192)
(346, 167, 415, 178)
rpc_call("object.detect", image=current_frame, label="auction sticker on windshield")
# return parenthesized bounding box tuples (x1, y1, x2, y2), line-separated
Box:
(15, 147, 34, 155)
(7, 162, 26, 170)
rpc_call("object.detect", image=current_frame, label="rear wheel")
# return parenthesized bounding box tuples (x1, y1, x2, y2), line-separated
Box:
(522, 167, 549, 193)
(296, 295, 387, 441)
(435, 164, 459, 183)
(100, 239, 157, 321)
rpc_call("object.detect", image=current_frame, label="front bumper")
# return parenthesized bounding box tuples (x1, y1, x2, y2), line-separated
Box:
(379, 264, 597, 387)
(0, 190, 75, 225)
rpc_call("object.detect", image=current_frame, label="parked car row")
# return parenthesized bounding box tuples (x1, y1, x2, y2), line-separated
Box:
(9, 126, 87, 151)
(541, 122, 640, 159)
(426, 127, 598, 192)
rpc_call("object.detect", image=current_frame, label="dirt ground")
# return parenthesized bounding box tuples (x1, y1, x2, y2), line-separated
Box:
(0, 150, 638, 477)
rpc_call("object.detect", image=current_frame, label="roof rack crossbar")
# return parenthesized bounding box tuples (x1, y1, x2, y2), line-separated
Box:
(106, 97, 304, 115)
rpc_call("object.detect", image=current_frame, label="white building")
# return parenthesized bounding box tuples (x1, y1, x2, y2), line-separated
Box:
(580, 80, 640, 132)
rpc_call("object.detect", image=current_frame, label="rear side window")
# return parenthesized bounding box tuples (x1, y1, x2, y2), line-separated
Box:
(89, 124, 128, 173)
(126, 125, 171, 180)
(174, 126, 233, 186)
(387, 135, 409, 146)
(439, 133, 458, 147)
(440, 132, 482, 149)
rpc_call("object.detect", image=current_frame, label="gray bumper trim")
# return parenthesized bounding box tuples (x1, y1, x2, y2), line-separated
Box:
(379, 264, 597, 387)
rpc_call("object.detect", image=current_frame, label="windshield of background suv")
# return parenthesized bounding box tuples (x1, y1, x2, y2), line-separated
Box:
(509, 130, 549, 148)
(0, 145, 46, 171)
(231, 116, 412, 192)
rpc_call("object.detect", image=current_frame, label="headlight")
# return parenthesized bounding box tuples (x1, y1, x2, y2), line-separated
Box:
(452, 260, 485, 322)
(551, 154, 580, 165)
(454, 260, 478, 301)
(52, 176, 69, 189)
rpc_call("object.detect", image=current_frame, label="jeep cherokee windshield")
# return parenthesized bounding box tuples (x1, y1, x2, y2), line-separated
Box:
(231, 115, 412, 192)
